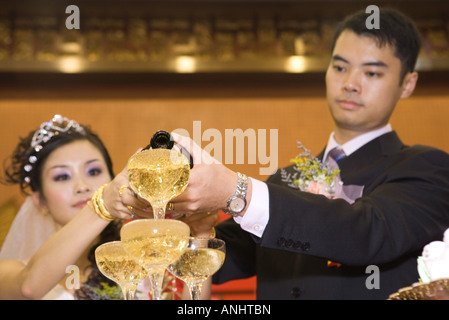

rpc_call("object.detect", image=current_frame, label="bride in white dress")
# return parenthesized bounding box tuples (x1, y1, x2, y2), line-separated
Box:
(0, 115, 147, 299)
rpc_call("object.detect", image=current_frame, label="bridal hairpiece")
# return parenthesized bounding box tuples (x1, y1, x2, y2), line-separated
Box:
(23, 114, 85, 184)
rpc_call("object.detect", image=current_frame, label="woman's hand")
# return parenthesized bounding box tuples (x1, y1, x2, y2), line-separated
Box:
(102, 166, 154, 220)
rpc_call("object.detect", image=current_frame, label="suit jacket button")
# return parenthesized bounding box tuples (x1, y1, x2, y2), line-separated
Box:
(293, 241, 301, 250)
(302, 242, 311, 251)
(285, 239, 294, 248)
(277, 237, 286, 246)
(291, 287, 302, 298)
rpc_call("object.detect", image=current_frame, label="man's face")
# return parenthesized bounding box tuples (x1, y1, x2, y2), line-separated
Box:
(325, 30, 417, 143)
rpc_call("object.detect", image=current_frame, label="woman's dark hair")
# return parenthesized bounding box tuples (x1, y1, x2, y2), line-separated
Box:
(2, 122, 114, 194)
(331, 8, 421, 83)
(2, 116, 122, 300)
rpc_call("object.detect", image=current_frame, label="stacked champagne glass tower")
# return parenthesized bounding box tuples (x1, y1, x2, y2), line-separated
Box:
(95, 131, 226, 300)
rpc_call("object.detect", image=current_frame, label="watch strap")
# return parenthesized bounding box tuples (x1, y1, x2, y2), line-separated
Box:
(223, 172, 248, 216)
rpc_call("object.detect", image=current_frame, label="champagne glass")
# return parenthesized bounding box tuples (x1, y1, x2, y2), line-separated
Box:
(95, 241, 148, 300)
(168, 237, 226, 300)
(127, 148, 190, 219)
(120, 219, 190, 300)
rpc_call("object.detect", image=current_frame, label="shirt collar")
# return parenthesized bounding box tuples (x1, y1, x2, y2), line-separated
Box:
(324, 124, 392, 161)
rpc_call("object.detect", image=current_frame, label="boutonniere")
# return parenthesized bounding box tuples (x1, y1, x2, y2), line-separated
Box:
(281, 142, 364, 204)
(288, 142, 341, 198)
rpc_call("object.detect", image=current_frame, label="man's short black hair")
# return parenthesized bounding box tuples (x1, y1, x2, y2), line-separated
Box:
(331, 8, 421, 82)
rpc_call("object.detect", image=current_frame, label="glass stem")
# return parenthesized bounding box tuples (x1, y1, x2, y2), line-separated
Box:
(154, 206, 166, 220)
(190, 283, 203, 300)
(122, 286, 136, 300)
(151, 200, 167, 219)
(149, 269, 165, 300)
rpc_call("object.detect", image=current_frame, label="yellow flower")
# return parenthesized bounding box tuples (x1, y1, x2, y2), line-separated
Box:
(290, 142, 340, 197)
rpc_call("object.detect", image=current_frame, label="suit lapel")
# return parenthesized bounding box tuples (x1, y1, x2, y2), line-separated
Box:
(342, 131, 403, 163)
(322, 131, 405, 184)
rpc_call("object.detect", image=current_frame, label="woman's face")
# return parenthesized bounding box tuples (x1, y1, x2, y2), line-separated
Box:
(34, 140, 111, 226)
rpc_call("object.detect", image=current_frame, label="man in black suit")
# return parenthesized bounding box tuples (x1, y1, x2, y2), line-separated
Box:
(172, 8, 449, 299)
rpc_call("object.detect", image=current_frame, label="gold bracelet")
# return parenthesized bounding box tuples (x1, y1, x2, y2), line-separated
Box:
(96, 185, 115, 221)
(91, 184, 115, 221)
(190, 227, 216, 239)
(91, 196, 110, 221)
(210, 227, 216, 238)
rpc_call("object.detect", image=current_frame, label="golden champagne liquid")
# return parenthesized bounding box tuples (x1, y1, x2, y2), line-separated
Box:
(120, 219, 190, 270)
(127, 148, 190, 205)
(168, 248, 225, 284)
(95, 242, 147, 286)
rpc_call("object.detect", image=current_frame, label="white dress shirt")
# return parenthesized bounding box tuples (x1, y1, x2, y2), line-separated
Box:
(234, 124, 393, 238)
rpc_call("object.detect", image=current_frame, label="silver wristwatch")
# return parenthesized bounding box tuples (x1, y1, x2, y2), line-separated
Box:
(223, 172, 248, 216)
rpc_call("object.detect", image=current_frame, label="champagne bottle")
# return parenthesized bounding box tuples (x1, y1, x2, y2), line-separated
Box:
(144, 130, 193, 169)
(149, 130, 174, 149)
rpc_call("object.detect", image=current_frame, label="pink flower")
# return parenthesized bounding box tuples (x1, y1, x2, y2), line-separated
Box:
(307, 181, 331, 197)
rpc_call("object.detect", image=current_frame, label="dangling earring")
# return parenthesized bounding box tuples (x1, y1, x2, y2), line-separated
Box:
(30, 192, 49, 216)
(40, 207, 49, 216)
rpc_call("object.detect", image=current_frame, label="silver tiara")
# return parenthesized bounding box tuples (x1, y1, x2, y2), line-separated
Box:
(24, 114, 85, 184)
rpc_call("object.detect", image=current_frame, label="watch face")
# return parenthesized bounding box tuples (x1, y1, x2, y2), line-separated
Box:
(230, 197, 246, 212)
